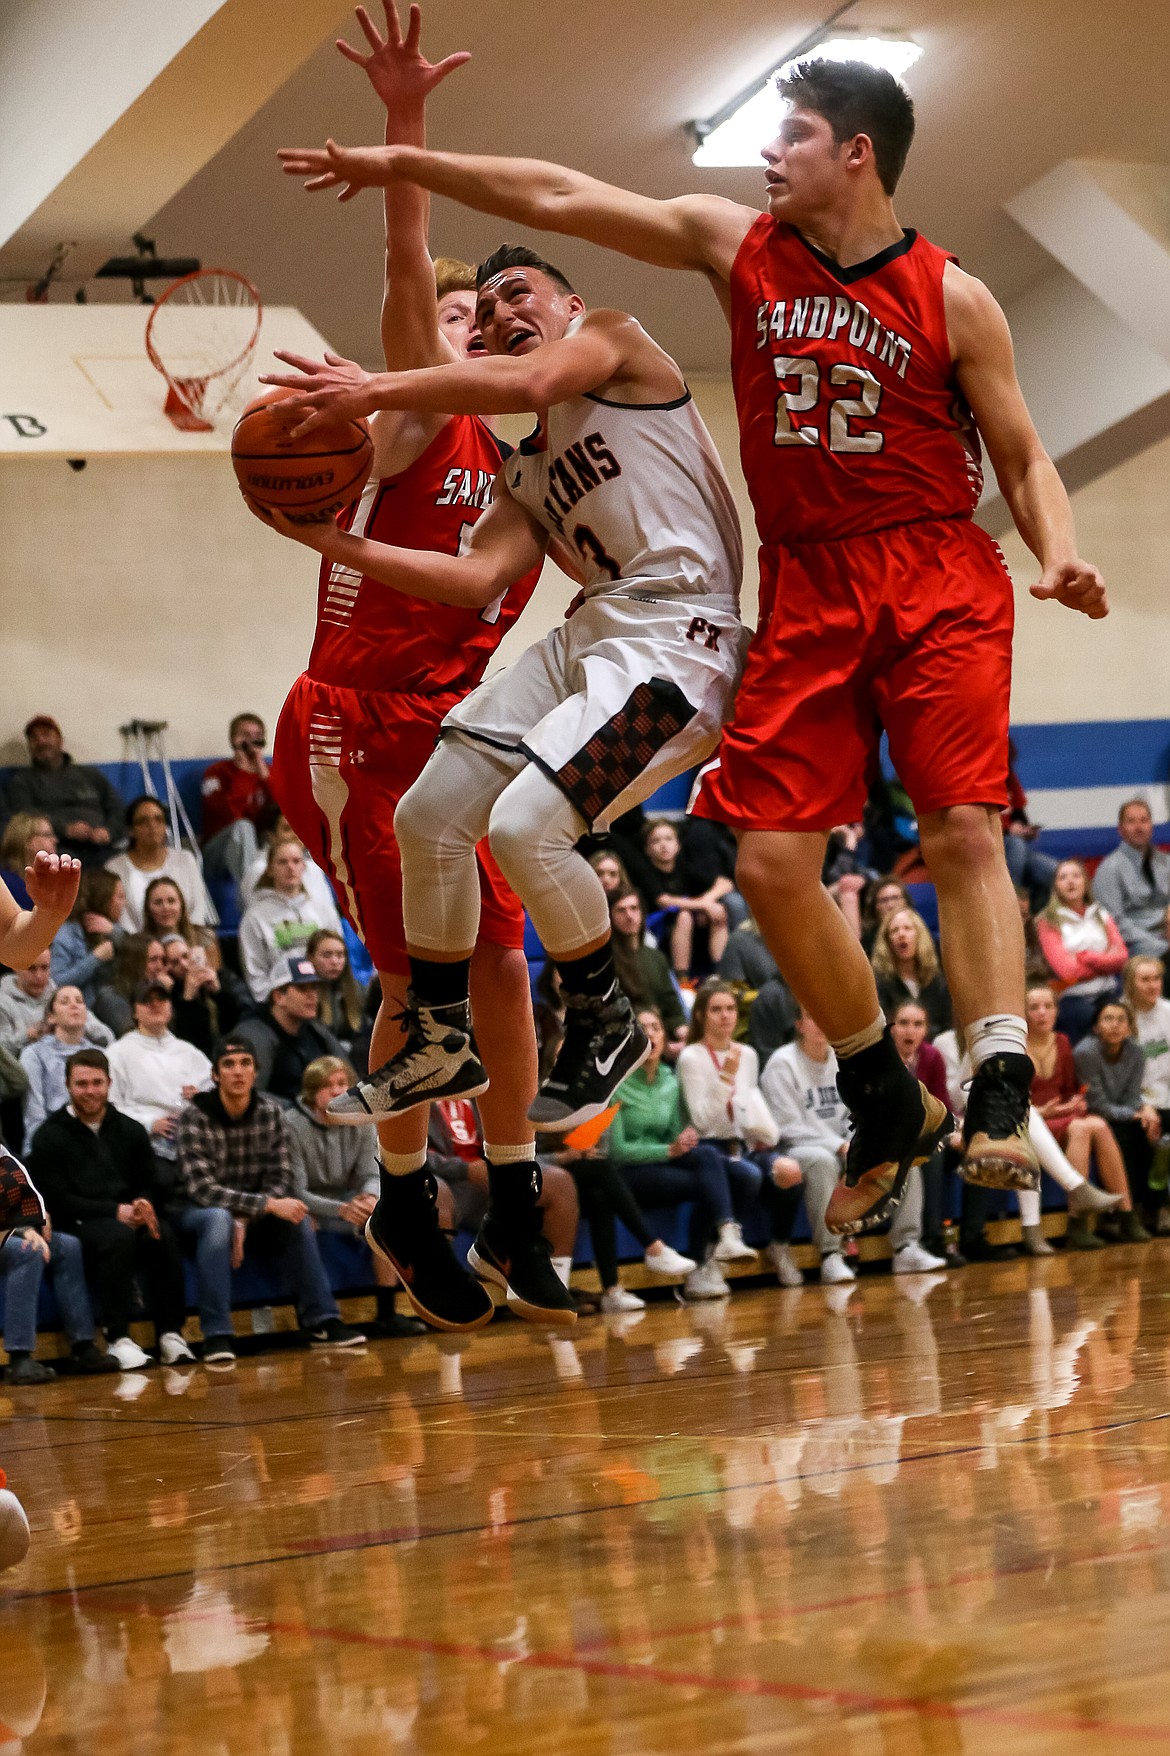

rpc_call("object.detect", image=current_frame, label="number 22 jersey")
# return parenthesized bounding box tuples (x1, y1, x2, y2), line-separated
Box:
(730, 217, 983, 547)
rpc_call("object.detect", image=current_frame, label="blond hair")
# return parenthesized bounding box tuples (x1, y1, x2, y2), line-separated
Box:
(1123, 954, 1165, 1008)
(1041, 857, 1095, 925)
(300, 1055, 356, 1107)
(0, 812, 50, 868)
(434, 257, 476, 301)
(871, 907, 939, 985)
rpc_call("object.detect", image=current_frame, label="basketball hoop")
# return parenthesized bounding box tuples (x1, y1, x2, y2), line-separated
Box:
(145, 268, 262, 432)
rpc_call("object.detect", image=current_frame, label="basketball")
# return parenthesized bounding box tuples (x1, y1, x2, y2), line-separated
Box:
(230, 389, 372, 522)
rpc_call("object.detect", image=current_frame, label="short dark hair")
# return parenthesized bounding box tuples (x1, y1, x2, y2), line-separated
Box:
(212, 1036, 256, 1072)
(476, 243, 576, 296)
(66, 1048, 109, 1082)
(125, 793, 167, 829)
(1118, 798, 1152, 823)
(778, 57, 915, 195)
(229, 712, 265, 742)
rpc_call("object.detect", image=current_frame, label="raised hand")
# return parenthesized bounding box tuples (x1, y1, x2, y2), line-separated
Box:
(278, 140, 401, 202)
(1030, 558, 1108, 619)
(260, 348, 376, 435)
(337, 2, 470, 109)
(23, 850, 81, 922)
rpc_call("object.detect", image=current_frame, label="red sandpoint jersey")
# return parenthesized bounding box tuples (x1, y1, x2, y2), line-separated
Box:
(307, 414, 541, 693)
(730, 218, 983, 546)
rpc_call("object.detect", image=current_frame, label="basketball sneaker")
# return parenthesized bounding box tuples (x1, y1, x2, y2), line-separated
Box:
(467, 1168, 578, 1327)
(0, 1152, 46, 1249)
(365, 1173, 495, 1333)
(328, 993, 487, 1124)
(826, 1035, 952, 1236)
(528, 987, 650, 1131)
(961, 1053, 1041, 1191)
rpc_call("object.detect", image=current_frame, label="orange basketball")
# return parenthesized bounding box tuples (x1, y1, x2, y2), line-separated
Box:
(231, 388, 372, 523)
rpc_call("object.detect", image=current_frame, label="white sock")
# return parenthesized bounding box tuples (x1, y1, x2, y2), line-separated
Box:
(379, 1147, 427, 1177)
(551, 1255, 573, 1288)
(967, 1014, 1028, 1070)
(484, 1141, 537, 1165)
(1019, 1188, 1042, 1227)
(831, 1013, 886, 1059)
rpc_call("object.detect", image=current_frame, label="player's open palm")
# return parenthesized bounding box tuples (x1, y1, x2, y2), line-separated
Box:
(1030, 558, 1109, 620)
(337, 2, 470, 110)
(23, 850, 81, 922)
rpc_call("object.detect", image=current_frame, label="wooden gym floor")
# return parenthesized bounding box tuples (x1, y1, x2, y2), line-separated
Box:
(4, 1246, 1170, 1753)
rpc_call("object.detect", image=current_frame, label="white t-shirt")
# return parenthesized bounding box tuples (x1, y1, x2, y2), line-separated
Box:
(1135, 998, 1170, 1108)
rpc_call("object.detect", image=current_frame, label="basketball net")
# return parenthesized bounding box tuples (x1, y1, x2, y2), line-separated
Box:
(146, 268, 262, 433)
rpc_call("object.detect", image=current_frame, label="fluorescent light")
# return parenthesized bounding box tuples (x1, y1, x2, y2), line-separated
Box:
(692, 35, 922, 168)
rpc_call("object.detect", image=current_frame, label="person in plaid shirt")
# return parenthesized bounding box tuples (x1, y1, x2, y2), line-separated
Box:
(173, 1037, 364, 1363)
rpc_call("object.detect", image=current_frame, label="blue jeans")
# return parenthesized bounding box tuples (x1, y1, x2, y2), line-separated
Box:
(171, 1204, 339, 1336)
(622, 1144, 761, 1257)
(1004, 833, 1059, 908)
(0, 1231, 95, 1353)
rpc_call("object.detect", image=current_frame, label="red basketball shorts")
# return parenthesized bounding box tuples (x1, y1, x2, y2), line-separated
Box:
(272, 674, 525, 975)
(693, 517, 1014, 833)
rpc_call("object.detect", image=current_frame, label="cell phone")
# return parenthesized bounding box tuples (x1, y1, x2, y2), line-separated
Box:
(191, 945, 208, 969)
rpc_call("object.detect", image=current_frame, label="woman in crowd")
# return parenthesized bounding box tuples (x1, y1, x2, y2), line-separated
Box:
(239, 818, 340, 916)
(1035, 858, 1128, 1044)
(589, 849, 632, 901)
(49, 869, 126, 1008)
(859, 875, 911, 953)
(606, 1005, 759, 1302)
(105, 933, 169, 1037)
(1025, 982, 1131, 1249)
(886, 1000, 952, 1268)
(1075, 997, 1160, 1239)
(285, 1057, 424, 1338)
(105, 795, 208, 933)
(637, 818, 734, 978)
(0, 815, 56, 911)
(871, 906, 952, 1038)
(160, 933, 232, 1055)
(18, 985, 112, 1150)
(1124, 957, 1170, 1123)
(608, 888, 687, 1052)
(143, 876, 221, 970)
(305, 928, 364, 1055)
(238, 840, 342, 1002)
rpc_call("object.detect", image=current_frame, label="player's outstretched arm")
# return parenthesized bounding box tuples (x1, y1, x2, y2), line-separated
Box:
(254, 482, 547, 611)
(947, 266, 1108, 620)
(0, 855, 81, 969)
(278, 141, 755, 279)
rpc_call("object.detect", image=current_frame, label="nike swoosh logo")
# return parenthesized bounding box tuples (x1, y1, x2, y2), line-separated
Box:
(595, 1032, 632, 1078)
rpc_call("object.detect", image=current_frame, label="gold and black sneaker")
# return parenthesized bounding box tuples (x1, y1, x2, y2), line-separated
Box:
(961, 1053, 1041, 1191)
(826, 1032, 952, 1236)
(329, 992, 487, 1124)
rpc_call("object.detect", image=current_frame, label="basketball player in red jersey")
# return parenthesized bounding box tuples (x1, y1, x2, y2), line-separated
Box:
(267, 5, 572, 1330)
(279, 53, 1107, 1233)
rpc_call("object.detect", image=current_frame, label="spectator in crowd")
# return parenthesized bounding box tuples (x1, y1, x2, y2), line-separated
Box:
(588, 850, 631, 900)
(718, 919, 799, 1063)
(608, 888, 687, 1052)
(238, 819, 339, 916)
(872, 907, 952, 1038)
(173, 1037, 366, 1362)
(200, 714, 277, 890)
(20, 985, 113, 1150)
(1002, 742, 1059, 909)
(1125, 956, 1170, 1124)
(285, 1057, 424, 1338)
(0, 951, 54, 1059)
(0, 814, 56, 910)
(821, 823, 872, 938)
(4, 717, 123, 865)
(142, 876, 222, 970)
(858, 875, 912, 953)
(1025, 982, 1130, 1247)
(102, 933, 168, 1038)
(0, 1216, 117, 1383)
(106, 982, 212, 1161)
(238, 839, 342, 1002)
(633, 819, 734, 977)
(49, 869, 126, 1008)
(532, 960, 565, 1084)
(1074, 997, 1158, 1240)
(104, 796, 208, 933)
(305, 929, 364, 1055)
(1017, 887, 1054, 985)
(160, 934, 231, 1055)
(29, 1049, 193, 1371)
(234, 955, 344, 1103)
(1036, 858, 1128, 1043)
(1093, 800, 1170, 960)
(886, 1000, 951, 1265)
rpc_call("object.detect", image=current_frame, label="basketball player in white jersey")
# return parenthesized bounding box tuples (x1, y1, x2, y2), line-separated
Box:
(262, 246, 748, 1240)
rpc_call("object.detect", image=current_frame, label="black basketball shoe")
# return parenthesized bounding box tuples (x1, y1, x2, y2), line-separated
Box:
(329, 993, 487, 1124)
(365, 1171, 495, 1333)
(826, 1032, 952, 1236)
(467, 1167, 577, 1327)
(527, 986, 650, 1132)
(961, 1053, 1041, 1190)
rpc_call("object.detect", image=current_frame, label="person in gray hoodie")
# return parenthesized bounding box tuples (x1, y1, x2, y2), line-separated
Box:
(18, 985, 113, 1151)
(0, 951, 56, 1058)
(285, 1056, 423, 1338)
(1074, 995, 1160, 1239)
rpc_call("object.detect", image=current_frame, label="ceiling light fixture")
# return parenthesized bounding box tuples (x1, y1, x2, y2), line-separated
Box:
(692, 31, 923, 169)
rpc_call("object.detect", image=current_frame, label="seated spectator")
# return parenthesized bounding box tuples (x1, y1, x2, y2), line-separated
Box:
(0, 1217, 117, 1382)
(633, 819, 733, 978)
(19, 985, 113, 1150)
(885, 1001, 950, 1269)
(1017, 887, 1054, 985)
(160, 934, 233, 1055)
(238, 839, 342, 1002)
(0, 951, 54, 1060)
(102, 933, 168, 1039)
(718, 919, 799, 1061)
(4, 716, 123, 866)
(106, 982, 212, 1161)
(234, 955, 344, 1102)
(199, 713, 278, 891)
(29, 1049, 192, 1371)
(858, 875, 912, 953)
(285, 1057, 424, 1338)
(822, 823, 873, 938)
(305, 929, 364, 1055)
(142, 876, 222, 973)
(1002, 742, 1058, 909)
(1126, 956, 1170, 1124)
(609, 888, 687, 1053)
(1036, 858, 1127, 1043)
(239, 819, 340, 916)
(105, 795, 208, 933)
(872, 907, 952, 1038)
(173, 1037, 365, 1361)
(1092, 800, 1170, 961)
(761, 1010, 860, 1286)
(1025, 982, 1131, 1246)
(588, 849, 631, 901)
(1074, 997, 1158, 1240)
(49, 868, 126, 1008)
(0, 813, 56, 910)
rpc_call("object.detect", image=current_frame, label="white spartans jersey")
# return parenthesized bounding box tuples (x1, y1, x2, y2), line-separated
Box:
(503, 385, 744, 606)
